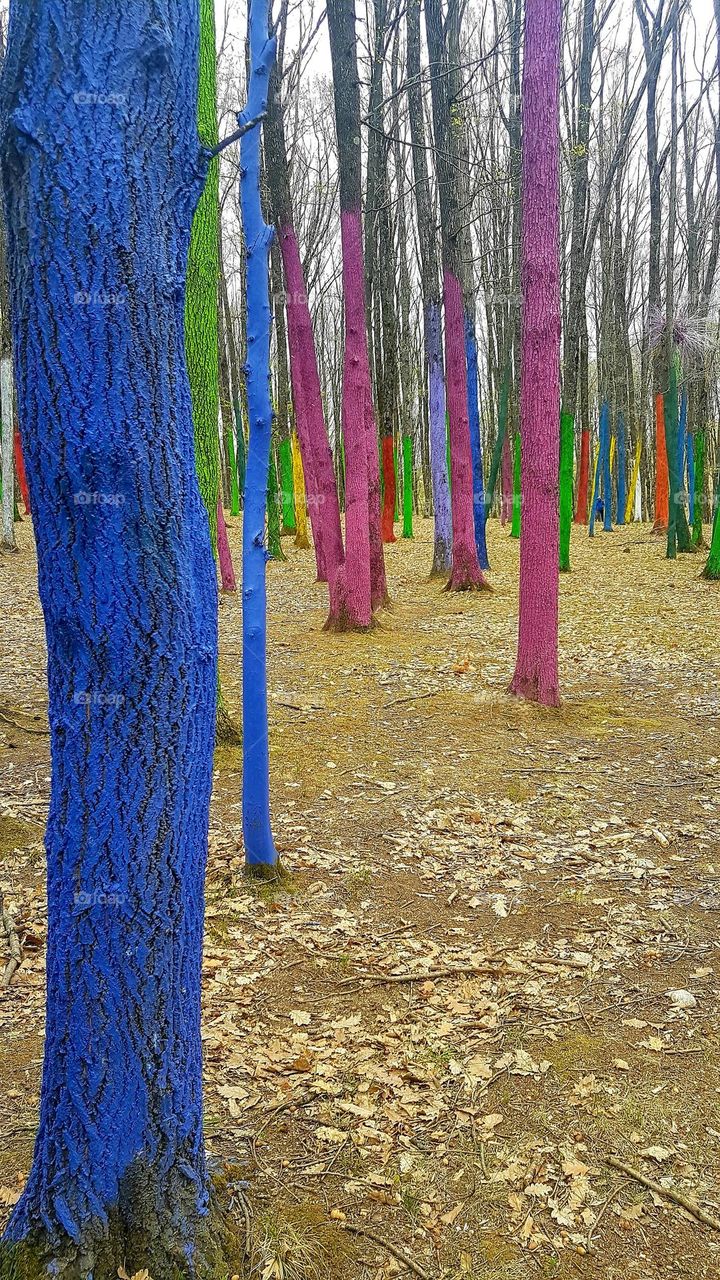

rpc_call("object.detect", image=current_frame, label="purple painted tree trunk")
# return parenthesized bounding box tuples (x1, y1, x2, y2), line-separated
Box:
(426, 300, 452, 575)
(508, 0, 562, 706)
(443, 271, 489, 590)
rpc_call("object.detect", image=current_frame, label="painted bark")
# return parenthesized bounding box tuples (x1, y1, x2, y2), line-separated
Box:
(509, 0, 562, 707)
(500, 432, 513, 525)
(0, 353, 15, 549)
(402, 435, 413, 538)
(291, 431, 310, 549)
(653, 393, 669, 532)
(240, 0, 279, 869)
(602, 406, 613, 532)
(265, 65, 343, 584)
(465, 316, 489, 570)
(186, 0, 220, 552)
(407, 0, 451, 573)
(559, 410, 574, 571)
(14, 425, 30, 514)
(425, 0, 487, 591)
(575, 427, 591, 522)
(217, 498, 236, 592)
(616, 411, 627, 526)
(510, 430, 522, 539)
(381, 434, 397, 543)
(325, 0, 378, 629)
(426, 301, 452, 573)
(0, 0, 232, 1272)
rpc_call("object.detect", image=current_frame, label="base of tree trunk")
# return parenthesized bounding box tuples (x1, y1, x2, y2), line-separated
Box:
(294, 533, 311, 550)
(508, 673, 560, 708)
(216, 703, 242, 746)
(0, 1168, 246, 1280)
(323, 611, 375, 634)
(443, 567, 491, 593)
(244, 858, 287, 883)
(651, 521, 668, 535)
(702, 562, 720, 581)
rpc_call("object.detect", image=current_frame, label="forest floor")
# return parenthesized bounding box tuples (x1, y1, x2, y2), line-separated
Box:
(1, 515, 720, 1280)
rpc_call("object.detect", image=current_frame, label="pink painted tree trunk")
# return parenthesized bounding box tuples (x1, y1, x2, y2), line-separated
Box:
(279, 224, 344, 584)
(217, 497, 237, 592)
(326, 0, 385, 629)
(325, 209, 373, 630)
(508, 0, 562, 706)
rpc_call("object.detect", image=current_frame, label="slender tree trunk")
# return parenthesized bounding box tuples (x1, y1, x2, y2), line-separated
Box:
(240, 0, 279, 870)
(407, 0, 451, 575)
(265, 54, 343, 583)
(509, 0, 562, 706)
(425, 0, 488, 590)
(325, 0, 383, 628)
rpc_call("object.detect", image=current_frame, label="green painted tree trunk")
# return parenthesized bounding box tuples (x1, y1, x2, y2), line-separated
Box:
(510, 430, 522, 538)
(559, 410, 574, 571)
(402, 435, 413, 537)
(186, 0, 220, 551)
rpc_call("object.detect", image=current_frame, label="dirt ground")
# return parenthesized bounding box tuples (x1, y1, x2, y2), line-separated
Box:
(1, 514, 720, 1280)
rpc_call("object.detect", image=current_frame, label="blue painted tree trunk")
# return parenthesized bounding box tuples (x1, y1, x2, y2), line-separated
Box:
(0, 2, 228, 1273)
(240, 0, 278, 870)
(602, 402, 613, 531)
(426, 300, 452, 575)
(464, 315, 489, 570)
(616, 411, 626, 526)
(589, 405, 609, 538)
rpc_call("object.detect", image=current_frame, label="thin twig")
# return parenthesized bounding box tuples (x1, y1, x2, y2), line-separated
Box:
(605, 1156, 720, 1232)
(340, 1222, 431, 1279)
(210, 112, 267, 158)
(382, 690, 440, 709)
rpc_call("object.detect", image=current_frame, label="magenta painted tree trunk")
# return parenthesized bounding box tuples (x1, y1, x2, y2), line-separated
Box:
(278, 224, 344, 583)
(326, 209, 373, 629)
(508, 0, 562, 706)
(326, 0, 386, 629)
(265, 61, 344, 586)
(217, 497, 237, 592)
(500, 432, 513, 524)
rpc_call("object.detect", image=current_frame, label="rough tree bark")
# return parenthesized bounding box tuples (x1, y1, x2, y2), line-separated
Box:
(325, 0, 385, 628)
(265, 44, 344, 583)
(509, 0, 562, 706)
(407, 0, 452, 574)
(0, 0, 240, 1273)
(425, 0, 489, 590)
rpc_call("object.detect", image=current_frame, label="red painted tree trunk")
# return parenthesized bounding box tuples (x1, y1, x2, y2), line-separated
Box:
(13, 427, 30, 514)
(653, 392, 669, 532)
(509, 0, 562, 707)
(381, 435, 396, 542)
(217, 497, 236, 592)
(574, 427, 590, 523)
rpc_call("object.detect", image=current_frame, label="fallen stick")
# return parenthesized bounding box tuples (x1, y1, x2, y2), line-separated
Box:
(605, 1156, 720, 1232)
(340, 1222, 431, 1279)
(382, 690, 440, 709)
(0, 892, 23, 988)
(342, 955, 591, 987)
